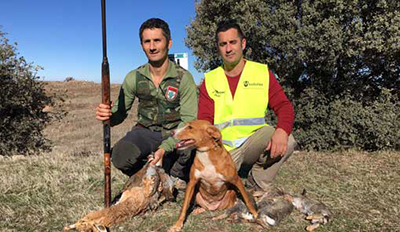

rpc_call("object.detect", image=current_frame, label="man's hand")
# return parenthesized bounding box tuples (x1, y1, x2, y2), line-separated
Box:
(96, 103, 112, 121)
(150, 148, 165, 166)
(265, 128, 289, 159)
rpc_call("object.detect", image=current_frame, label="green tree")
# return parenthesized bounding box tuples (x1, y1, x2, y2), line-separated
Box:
(186, 0, 400, 99)
(0, 29, 56, 156)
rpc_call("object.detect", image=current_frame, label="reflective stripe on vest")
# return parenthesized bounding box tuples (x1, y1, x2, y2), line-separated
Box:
(205, 60, 270, 151)
(215, 117, 267, 130)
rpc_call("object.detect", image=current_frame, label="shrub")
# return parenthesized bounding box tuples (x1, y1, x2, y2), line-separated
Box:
(64, 76, 75, 82)
(0, 30, 60, 156)
(293, 88, 400, 151)
(186, 0, 400, 101)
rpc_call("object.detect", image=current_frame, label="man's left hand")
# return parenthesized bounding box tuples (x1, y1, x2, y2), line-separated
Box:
(265, 128, 288, 158)
(150, 148, 165, 166)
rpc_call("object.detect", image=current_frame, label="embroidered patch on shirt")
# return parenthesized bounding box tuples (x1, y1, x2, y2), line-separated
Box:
(165, 86, 178, 101)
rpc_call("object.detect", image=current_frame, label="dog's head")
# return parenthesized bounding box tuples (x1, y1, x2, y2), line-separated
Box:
(173, 120, 222, 150)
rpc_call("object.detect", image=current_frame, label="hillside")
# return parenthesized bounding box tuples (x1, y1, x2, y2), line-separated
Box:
(43, 80, 137, 155)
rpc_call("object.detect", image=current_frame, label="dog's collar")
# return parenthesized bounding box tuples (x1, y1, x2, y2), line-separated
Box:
(197, 143, 219, 152)
(197, 148, 211, 152)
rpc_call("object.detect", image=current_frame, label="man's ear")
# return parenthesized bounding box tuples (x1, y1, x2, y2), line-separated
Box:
(168, 39, 172, 49)
(206, 125, 221, 141)
(241, 37, 247, 50)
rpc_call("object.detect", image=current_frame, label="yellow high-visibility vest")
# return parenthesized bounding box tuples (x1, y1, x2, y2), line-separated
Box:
(205, 60, 270, 151)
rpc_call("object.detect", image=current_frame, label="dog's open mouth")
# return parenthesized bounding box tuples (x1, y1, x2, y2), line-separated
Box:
(175, 139, 195, 149)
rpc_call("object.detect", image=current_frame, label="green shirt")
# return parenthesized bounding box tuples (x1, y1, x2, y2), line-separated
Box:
(110, 61, 198, 152)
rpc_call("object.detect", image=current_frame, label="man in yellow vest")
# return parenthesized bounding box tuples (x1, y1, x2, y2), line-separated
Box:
(198, 20, 297, 191)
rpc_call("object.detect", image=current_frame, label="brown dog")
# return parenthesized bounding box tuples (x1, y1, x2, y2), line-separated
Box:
(168, 120, 258, 232)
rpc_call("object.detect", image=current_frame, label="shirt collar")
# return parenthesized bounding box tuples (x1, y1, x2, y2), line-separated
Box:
(138, 60, 179, 80)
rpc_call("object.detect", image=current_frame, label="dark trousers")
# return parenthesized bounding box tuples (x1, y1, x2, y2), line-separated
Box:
(111, 125, 194, 181)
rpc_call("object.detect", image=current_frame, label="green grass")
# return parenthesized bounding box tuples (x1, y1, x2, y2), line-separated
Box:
(2, 150, 399, 231)
(1, 81, 399, 232)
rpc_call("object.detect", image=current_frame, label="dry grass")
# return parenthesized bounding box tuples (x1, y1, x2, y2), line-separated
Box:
(0, 81, 399, 232)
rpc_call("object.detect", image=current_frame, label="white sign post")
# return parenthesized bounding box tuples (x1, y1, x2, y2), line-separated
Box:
(169, 53, 188, 70)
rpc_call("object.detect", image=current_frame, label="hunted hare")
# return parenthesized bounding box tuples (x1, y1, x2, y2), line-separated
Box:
(285, 190, 332, 231)
(63, 163, 174, 232)
(254, 190, 294, 227)
(214, 189, 294, 227)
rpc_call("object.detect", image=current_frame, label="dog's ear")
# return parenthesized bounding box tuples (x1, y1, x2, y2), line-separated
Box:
(206, 125, 221, 141)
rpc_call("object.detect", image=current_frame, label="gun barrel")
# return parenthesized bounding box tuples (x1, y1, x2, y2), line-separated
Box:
(101, 0, 111, 208)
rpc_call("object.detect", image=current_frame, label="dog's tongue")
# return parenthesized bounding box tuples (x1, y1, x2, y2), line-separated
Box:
(175, 139, 194, 149)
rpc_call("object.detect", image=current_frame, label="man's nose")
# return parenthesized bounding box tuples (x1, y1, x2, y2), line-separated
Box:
(226, 44, 232, 53)
(149, 41, 155, 50)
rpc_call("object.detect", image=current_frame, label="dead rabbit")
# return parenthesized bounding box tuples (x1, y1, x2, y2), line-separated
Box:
(285, 189, 332, 231)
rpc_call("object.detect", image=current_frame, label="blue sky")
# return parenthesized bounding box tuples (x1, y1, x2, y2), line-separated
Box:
(0, 0, 204, 84)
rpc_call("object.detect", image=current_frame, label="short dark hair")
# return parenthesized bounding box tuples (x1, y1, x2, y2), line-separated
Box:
(139, 18, 171, 42)
(215, 19, 245, 43)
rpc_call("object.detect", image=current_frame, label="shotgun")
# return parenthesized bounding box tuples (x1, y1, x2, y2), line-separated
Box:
(101, 0, 111, 208)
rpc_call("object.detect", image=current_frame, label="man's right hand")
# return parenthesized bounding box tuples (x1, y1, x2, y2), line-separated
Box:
(96, 103, 112, 121)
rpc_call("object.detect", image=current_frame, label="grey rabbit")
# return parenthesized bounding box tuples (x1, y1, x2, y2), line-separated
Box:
(285, 189, 332, 231)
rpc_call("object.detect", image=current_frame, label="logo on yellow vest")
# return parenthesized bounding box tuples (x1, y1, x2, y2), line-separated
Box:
(212, 89, 225, 97)
(243, 81, 263, 88)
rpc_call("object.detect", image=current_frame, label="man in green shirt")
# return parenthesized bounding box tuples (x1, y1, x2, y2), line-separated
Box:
(96, 18, 198, 182)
